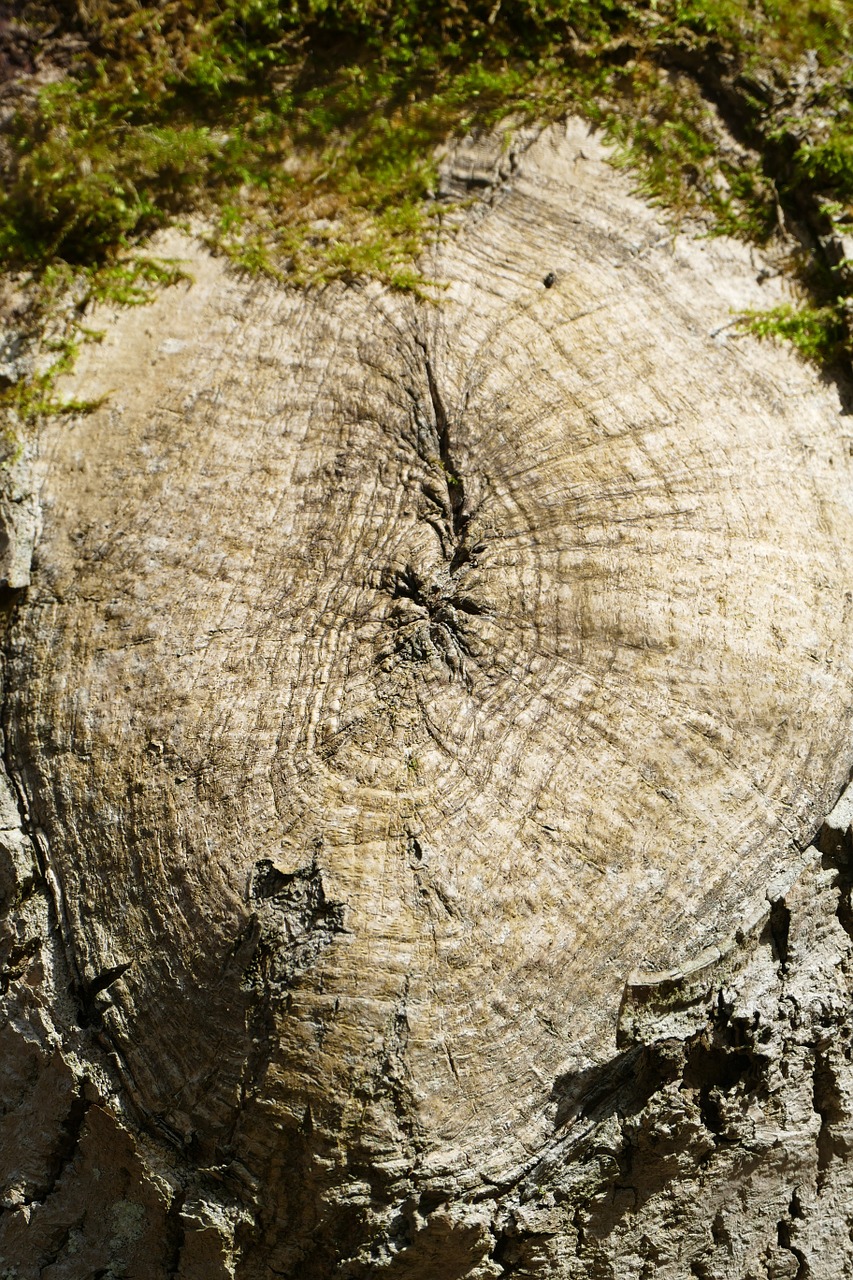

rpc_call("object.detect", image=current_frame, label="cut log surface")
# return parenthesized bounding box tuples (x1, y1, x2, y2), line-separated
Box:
(4, 120, 853, 1276)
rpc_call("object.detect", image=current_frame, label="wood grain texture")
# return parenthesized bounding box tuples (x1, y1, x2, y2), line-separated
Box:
(6, 119, 853, 1273)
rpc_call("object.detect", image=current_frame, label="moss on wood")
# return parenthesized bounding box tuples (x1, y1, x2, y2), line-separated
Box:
(0, 0, 852, 425)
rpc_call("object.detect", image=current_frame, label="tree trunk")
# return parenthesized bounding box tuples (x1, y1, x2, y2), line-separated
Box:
(2, 120, 853, 1278)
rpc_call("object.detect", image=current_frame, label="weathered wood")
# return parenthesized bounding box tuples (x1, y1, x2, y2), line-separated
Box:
(2, 120, 853, 1277)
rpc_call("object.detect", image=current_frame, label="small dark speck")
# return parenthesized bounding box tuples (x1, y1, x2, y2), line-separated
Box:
(543, 272, 557, 289)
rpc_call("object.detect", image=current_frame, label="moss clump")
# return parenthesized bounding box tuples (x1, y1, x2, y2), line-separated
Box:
(0, 255, 191, 427)
(2, 0, 849, 285)
(796, 132, 853, 204)
(738, 302, 848, 364)
(0, 0, 852, 386)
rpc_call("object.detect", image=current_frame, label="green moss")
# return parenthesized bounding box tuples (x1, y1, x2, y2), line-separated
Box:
(605, 64, 777, 237)
(1, 0, 853, 405)
(0, 255, 191, 429)
(86, 257, 194, 306)
(4, 0, 850, 286)
(0, 333, 107, 426)
(796, 130, 853, 203)
(737, 302, 847, 364)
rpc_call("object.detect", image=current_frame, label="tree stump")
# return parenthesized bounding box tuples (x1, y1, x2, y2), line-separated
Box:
(3, 121, 853, 1278)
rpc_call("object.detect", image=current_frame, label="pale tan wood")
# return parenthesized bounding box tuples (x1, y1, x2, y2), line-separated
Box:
(4, 120, 853, 1275)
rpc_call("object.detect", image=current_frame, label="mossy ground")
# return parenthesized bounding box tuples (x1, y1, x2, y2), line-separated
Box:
(1, 0, 853, 433)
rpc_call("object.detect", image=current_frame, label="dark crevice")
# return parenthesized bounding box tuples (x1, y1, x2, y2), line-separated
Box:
(837, 873, 853, 942)
(0, 582, 25, 630)
(388, 563, 422, 604)
(381, 345, 491, 686)
(683, 1011, 763, 1138)
(377, 563, 481, 687)
(0, 586, 33, 842)
(489, 1230, 528, 1276)
(0, 931, 41, 992)
(420, 345, 469, 548)
(452, 596, 486, 616)
(86, 960, 133, 1000)
(819, 819, 853, 943)
(768, 896, 791, 971)
(32, 1089, 89, 1208)
(412, 340, 480, 568)
(448, 542, 471, 575)
(243, 857, 346, 994)
(72, 960, 133, 1028)
(227, 980, 274, 1151)
(164, 1185, 187, 1279)
(551, 1041, 682, 1131)
(249, 858, 297, 901)
(387, 565, 484, 629)
(813, 1045, 842, 1182)
(552, 1015, 764, 1157)
(418, 1189, 446, 1216)
(777, 1217, 809, 1280)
